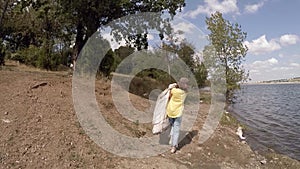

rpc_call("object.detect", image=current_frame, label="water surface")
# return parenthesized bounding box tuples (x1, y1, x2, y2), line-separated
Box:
(230, 83, 300, 160)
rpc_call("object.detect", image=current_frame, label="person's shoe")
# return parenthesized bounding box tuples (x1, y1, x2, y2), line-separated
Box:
(170, 146, 176, 153)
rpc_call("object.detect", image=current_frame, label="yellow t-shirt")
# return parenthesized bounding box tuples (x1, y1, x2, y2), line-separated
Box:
(166, 88, 187, 118)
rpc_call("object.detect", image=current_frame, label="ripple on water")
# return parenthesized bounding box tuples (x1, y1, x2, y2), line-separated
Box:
(231, 83, 300, 160)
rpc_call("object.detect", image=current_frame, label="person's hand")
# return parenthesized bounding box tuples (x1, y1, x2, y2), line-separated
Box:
(168, 83, 177, 89)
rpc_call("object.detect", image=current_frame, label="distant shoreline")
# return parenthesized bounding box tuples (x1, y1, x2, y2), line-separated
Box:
(242, 81, 300, 85)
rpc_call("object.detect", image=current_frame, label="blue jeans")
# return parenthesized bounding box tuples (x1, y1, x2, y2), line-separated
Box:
(169, 116, 182, 147)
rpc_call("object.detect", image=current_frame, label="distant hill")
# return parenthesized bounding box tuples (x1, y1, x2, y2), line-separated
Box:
(290, 77, 300, 81)
(260, 77, 300, 84)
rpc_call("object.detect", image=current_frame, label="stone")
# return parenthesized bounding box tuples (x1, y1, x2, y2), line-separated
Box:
(260, 159, 267, 165)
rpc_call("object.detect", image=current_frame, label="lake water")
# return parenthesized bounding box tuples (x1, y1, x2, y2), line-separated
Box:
(229, 83, 300, 161)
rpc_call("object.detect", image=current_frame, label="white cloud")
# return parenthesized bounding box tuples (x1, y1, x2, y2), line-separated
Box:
(162, 22, 196, 45)
(102, 32, 126, 50)
(247, 58, 300, 82)
(244, 35, 281, 55)
(147, 34, 154, 40)
(247, 58, 278, 76)
(272, 66, 293, 71)
(172, 22, 194, 33)
(278, 53, 285, 58)
(279, 34, 299, 46)
(244, 1, 265, 13)
(251, 57, 278, 69)
(268, 58, 278, 64)
(245, 34, 299, 56)
(290, 63, 300, 67)
(186, 0, 239, 18)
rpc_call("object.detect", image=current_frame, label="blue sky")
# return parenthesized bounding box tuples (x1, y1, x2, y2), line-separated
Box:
(178, 0, 300, 82)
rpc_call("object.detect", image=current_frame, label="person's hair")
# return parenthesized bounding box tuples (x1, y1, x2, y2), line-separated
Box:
(178, 77, 189, 91)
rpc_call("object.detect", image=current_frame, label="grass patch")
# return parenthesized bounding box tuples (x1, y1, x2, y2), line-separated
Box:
(124, 123, 146, 138)
(200, 91, 211, 104)
(220, 112, 246, 129)
(69, 152, 83, 162)
(133, 120, 139, 126)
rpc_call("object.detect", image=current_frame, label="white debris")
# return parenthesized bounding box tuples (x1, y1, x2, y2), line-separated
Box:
(1, 119, 11, 123)
(260, 159, 267, 164)
(236, 126, 246, 140)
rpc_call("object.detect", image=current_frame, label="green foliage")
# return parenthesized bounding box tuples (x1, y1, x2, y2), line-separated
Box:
(0, 0, 14, 66)
(205, 11, 249, 102)
(115, 46, 135, 60)
(11, 45, 40, 66)
(220, 112, 241, 128)
(0, 43, 5, 65)
(0, 0, 186, 72)
(177, 43, 196, 71)
(194, 62, 208, 87)
(0, 0, 73, 70)
(199, 91, 211, 104)
(136, 68, 174, 87)
(111, 46, 135, 74)
(10, 44, 68, 70)
(59, 0, 186, 64)
(162, 41, 208, 87)
(99, 49, 115, 77)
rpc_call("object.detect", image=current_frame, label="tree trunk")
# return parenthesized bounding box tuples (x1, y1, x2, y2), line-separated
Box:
(0, 0, 10, 29)
(224, 56, 230, 103)
(72, 20, 99, 70)
(72, 22, 85, 70)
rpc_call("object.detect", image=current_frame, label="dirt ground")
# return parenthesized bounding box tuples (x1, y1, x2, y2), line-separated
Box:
(1, 61, 299, 169)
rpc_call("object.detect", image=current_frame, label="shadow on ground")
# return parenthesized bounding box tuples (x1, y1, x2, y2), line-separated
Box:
(159, 128, 198, 150)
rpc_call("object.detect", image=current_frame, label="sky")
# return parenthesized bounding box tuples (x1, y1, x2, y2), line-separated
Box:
(177, 0, 300, 82)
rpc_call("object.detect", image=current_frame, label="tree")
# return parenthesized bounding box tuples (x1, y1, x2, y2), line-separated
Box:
(1, 0, 186, 71)
(99, 48, 115, 77)
(0, 0, 14, 65)
(0, 0, 71, 69)
(58, 0, 186, 69)
(162, 40, 208, 87)
(194, 62, 208, 88)
(205, 11, 248, 102)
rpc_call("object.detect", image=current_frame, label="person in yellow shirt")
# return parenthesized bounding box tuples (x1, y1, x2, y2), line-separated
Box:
(167, 77, 189, 153)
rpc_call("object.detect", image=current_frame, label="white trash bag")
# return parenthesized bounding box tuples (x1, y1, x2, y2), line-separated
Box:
(152, 83, 177, 134)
